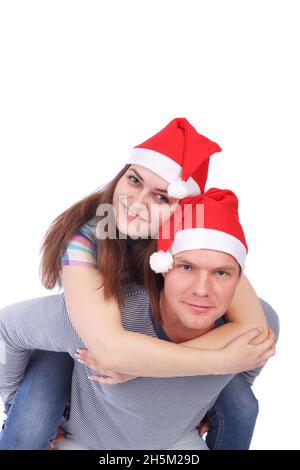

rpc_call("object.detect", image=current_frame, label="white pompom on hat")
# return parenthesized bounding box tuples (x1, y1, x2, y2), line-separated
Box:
(149, 188, 248, 273)
(126, 118, 221, 199)
(149, 251, 174, 274)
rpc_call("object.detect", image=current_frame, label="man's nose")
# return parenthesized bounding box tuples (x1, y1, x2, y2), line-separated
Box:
(191, 272, 210, 296)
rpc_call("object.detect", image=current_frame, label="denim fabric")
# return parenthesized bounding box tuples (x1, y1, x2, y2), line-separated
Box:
(0, 353, 257, 450)
(0, 350, 73, 450)
(206, 374, 259, 450)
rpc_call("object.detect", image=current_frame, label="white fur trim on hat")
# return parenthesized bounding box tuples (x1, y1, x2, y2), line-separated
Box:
(170, 228, 247, 270)
(127, 148, 201, 199)
(127, 148, 182, 183)
(149, 251, 174, 273)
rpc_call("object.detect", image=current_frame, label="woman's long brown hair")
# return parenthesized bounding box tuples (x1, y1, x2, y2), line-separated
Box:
(39, 164, 162, 323)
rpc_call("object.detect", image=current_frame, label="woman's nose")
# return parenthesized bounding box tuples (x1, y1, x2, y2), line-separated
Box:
(129, 202, 147, 216)
(131, 189, 150, 208)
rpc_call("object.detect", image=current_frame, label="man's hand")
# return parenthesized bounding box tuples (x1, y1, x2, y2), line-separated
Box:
(75, 349, 137, 384)
(220, 327, 276, 375)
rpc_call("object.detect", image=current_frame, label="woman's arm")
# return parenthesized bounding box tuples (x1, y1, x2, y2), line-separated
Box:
(62, 267, 271, 377)
(181, 275, 268, 349)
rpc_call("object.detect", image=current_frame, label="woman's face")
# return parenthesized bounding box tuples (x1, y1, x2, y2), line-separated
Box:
(113, 164, 180, 238)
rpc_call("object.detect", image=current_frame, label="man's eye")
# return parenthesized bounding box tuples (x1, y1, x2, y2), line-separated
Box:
(217, 271, 227, 278)
(127, 175, 140, 184)
(178, 264, 192, 271)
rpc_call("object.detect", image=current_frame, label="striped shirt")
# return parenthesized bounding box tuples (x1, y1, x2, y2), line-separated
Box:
(60, 218, 98, 269)
(0, 289, 278, 450)
(59, 218, 140, 285)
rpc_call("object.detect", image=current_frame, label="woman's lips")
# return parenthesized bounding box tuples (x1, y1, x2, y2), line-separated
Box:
(122, 203, 146, 222)
(127, 212, 139, 222)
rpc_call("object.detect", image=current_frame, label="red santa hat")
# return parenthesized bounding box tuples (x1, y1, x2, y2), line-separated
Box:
(126, 118, 222, 199)
(149, 188, 248, 273)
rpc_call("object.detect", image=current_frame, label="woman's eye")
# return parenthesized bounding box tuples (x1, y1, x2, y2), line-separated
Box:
(127, 175, 140, 184)
(155, 193, 169, 203)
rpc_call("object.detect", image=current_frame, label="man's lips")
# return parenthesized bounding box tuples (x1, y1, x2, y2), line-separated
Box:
(182, 301, 213, 312)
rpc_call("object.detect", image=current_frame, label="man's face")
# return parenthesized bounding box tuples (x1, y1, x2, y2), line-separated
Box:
(161, 249, 241, 336)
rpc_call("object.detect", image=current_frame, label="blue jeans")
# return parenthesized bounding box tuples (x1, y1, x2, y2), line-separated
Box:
(0, 351, 258, 450)
(206, 373, 259, 450)
(0, 350, 73, 450)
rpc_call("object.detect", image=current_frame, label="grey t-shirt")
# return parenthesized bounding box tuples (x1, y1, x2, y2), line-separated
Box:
(0, 284, 278, 450)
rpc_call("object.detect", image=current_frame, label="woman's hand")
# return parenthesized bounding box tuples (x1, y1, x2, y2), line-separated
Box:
(75, 349, 137, 384)
(220, 327, 276, 375)
(196, 414, 210, 438)
(48, 427, 66, 450)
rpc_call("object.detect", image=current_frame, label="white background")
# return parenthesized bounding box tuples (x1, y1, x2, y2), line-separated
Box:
(0, 0, 299, 450)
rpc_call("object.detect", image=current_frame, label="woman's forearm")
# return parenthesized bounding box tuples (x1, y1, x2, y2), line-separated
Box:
(180, 321, 258, 349)
(100, 330, 224, 376)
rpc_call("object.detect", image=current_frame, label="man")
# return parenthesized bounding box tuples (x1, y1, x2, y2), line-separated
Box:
(0, 189, 278, 450)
